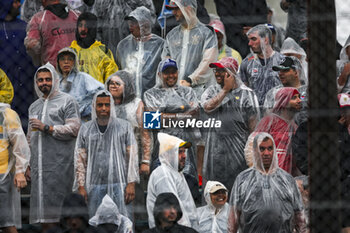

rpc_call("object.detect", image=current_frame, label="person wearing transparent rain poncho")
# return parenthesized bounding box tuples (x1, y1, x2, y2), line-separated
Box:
(89, 194, 133, 233)
(337, 35, 350, 94)
(116, 6, 164, 98)
(245, 87, 302, 175)
(74, 90, 139, 219)
(196, 181, 229, 233)
(56, 47, 104, 121)
(105, 70, 151, 176)
(239, 24, 284, 106)
(162, 0, 218, 98)
(228, 133, 307, 233)
(146, 133, 198, 229)
(143, 58, 201, 202)
(27, 63, 81, 228)
(263, 56, 308, 125)
(201, 57, 260, 192)
(0, 98, 30, 232)
(91, 0, 155, 58)
(280, 37, 308, 85)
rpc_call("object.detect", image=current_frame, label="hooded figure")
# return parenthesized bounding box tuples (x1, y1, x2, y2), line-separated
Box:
(280, 37, 308, 85)
(196, 181, 230, 233)
(116, 6, 164, 98)
(0, 102, 30, 229)
(0, 0, 36, 131)
(89, 194, 133, 233)
(144, 192, 198, 233)
(0, 69, 14, 105)
(146, 133, 198, 229)
(162, 0, 218, 98)
(56, 47, 104, 120)
(105, 71, 151, 175)
(91, 0, 156, 58)
(28, 62, 81, 224)
(24, 0, 79, 67)
(228, 132, 307, 233)
(208, 19, 242, 64)
(73, 90, 139, 218)
(201, 57, 260, 191)
(245, 87, 301, 174)
(144, 59, 201, 201)
(281, 0, 307, 43)
(337, 35, 350, 94)
(239, 24, 284, 106)
(70, 12, 118, 84)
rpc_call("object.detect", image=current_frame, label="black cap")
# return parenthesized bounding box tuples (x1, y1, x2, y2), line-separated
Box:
(272, 56, 297, 71)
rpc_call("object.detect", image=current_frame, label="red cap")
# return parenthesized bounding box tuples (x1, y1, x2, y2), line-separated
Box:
(209, 57, 239, 72)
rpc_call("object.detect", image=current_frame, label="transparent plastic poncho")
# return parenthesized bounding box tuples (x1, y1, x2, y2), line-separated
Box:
(89, 194, 133, 233)
(228, 132, 307, 233)
(239, 25, 284, 106)
(116, 6, 164, 98)
(197, 181, 230, 233)
(28, 62, 81, 223)
(245, 87, 300, 174)
(161, 0, 218, 96)
(280, 37, 308, 85)
(56, 47, 104, 118)
(143, 60, 200, 180)
(146, 133, 198, 229)
(91, 0, 155, 58)
(105, 70, 152, 167)
(0, 103, 30, 229)
(73, 90, 139, 217)
(337, 35, 350, 93)
(201, 64, 260, 191)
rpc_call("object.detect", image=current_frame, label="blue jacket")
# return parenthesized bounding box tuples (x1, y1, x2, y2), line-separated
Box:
(0, 0, 37, 130)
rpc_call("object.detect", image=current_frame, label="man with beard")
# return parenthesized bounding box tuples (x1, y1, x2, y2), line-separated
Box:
(25, 0, 79, 67)
(70, 12, 118, 84)
(228, 133, 307, 233)
(201, 57, 260, 192)
(74, 90, 139, 219)
(146, 133, 198, 229)
(245, 87, 302, 175)
(239, 24, 284, 106)
(144, 58, 201, 203)
(27, 63, 80, 232)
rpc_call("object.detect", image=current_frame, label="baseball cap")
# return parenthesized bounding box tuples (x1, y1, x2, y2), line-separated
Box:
(272, 56, 297, 71)
(209, 57, 239, 72)
(209, 181, 227, 194)
(338, 93, 350, 108)
(165, 0, 179, 10)
(159, 59, 178, 72)
(179, 141, 192, 148)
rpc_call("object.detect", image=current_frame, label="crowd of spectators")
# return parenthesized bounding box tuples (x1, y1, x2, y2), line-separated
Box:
(1, 0, 350, 232)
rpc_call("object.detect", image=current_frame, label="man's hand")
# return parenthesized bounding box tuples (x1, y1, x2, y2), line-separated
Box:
(14, 173, 27, 191)
(180, 80, 191, 87)
(222, 73, 235, 93)
(78, 186, 88, 203)
(29, 118, 45, 131)
(140, 163, 150, 176)
(26, 39, 40, 50)
(125, 182, 135, 204)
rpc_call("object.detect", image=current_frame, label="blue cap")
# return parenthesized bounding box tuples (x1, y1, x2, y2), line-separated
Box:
(159, 59, 178, 72)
